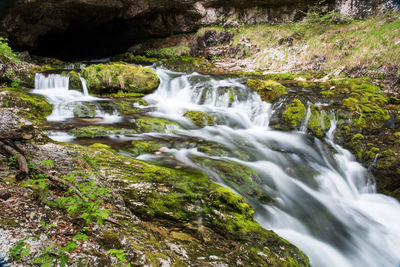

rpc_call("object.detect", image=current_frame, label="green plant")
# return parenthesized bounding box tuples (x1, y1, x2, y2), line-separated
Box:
(39, 221, 55, 230)
(7, 155, 18, 166)
(107, 249, 131, 267)
(37, 160, 55, 168)
(33, 229, 89, 267)
(0, 37, 20, 65)
(54, 172, 111, 225)
(8, 237, 32, 260)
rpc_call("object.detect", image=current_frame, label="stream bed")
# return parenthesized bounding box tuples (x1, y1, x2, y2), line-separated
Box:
(32, 67, 400, 267)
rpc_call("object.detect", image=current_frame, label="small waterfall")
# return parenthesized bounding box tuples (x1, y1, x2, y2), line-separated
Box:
(300, 104, 311, 132)
(31, 73, 120, 122)
(34, 73, 69, 90)
(78, 73, 89, 96)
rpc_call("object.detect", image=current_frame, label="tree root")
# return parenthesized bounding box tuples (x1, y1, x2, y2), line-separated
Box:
(0, 139, 29, 180)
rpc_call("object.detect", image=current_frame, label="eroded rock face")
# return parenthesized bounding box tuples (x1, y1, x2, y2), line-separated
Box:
(0, 0, 327, 59)
(335, 0, 398, 18)
(0, 0, 397, 59)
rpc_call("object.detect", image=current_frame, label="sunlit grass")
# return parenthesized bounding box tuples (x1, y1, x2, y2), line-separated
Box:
(200, 10, 400, 71)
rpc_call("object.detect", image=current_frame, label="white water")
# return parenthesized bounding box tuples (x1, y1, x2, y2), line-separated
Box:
(32, 73, 121, 123)
(139, 68, 400, 267)
(35, 68, 400, 266)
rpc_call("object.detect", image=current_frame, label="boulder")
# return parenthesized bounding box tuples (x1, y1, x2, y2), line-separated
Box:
(80, 63, 160, 95)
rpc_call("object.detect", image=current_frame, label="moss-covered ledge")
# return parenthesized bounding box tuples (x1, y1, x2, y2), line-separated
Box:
(73, 143, 309, 266)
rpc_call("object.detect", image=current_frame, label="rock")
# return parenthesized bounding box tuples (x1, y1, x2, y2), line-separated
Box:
(184, 110, 216, 127)
(0, 191, 11, 200)
(80, 63, 160, 95)
(223, 20, 240, 28)
(278, 36, 294, 47)
(246, 79, 287, 103)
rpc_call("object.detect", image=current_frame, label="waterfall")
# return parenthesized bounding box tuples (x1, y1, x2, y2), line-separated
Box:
(31, 73, 121, 122)
(138, 68, 400, 267)
(78, 73, 89, 96)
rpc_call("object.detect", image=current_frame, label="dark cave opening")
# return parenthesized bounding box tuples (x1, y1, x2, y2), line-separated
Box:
(30, 20, 141, 61)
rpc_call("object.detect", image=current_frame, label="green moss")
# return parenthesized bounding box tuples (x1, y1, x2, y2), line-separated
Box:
(321, 78, 390, 130)
(0, 90, 52, 125)
(69, 71, 83, 91)
(351, 133, 365, 141)
(364, 147, 380, 160)
(109, 91, 145, 98)
(81, 63, 160, 95)
(376, 149, 397, 169)
(89, 143, 112, 150)
(135, 117, 179, 133)
(101, 230, 122, 249)
(114, 99, 146, 115)
(307, 105, 331, 137)
(184, 111, 215, 127)
(130, 140, 163, 157)
(193, 157, 269, 203)
(71, 126, 137, 138)
(283, 99, 306, 128)
(263, 72, 299, 81)
(246, 79, 287, 103)
(0, 218, 18, 226)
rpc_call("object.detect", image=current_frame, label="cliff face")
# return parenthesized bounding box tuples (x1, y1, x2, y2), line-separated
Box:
(0, 0, 396, 59)
(335, 0, 398, 18)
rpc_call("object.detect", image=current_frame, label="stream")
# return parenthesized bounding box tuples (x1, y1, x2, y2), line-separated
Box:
(32, 67, 400, 267)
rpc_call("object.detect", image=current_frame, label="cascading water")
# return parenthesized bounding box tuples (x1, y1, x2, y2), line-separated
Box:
(137, 68, 400, 267)
(36, 67, 400, 267)
(32, 73, 121, 123)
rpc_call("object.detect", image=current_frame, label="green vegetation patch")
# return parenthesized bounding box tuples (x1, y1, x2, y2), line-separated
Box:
(246, 79, 287, 103)
(130, 140, 163, 157)
(321, 78, 390, 129)
(283, 99, 306, 128)
(307, 105, 331, 137)
(71, 126, 137, 138)
(184, 110, 216, 127)
(135, 117, 179, 133)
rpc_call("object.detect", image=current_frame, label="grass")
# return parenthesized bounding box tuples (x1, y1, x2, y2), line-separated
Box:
(201, 11, 400, 71)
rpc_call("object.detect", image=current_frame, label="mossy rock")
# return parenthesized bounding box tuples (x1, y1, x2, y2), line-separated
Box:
(75, 144, 309, 266)
(81, 63, 160, 95)
(321, 78, 390, 130)
(184, 111, 215, 127)
(194, 157, 272, 204)
(307, 105, 331, 137)
(71, 126, 137, 138)
(246, 79, 287, 103)
(72, 102, 97, 117)
(0, 90, 52, 125)
(135, 117, 179, 133)
(114, 99, 147, 116)
(283, 99, 306, 128)
(69, 70, 83, 91)
(130, 140, 163, 157)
